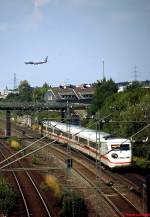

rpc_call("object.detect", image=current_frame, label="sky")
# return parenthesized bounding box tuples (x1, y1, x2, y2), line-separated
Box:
(0, 0, 150, 90)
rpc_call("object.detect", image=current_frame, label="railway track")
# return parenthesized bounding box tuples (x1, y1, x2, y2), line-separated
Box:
(40, 143, 141, 216)
(0, 147, 30, 217)
(0, 141, 52, 217)
(12, 125, 142, 216)
(1, 121, 145, 216)
(118, 172, 146, 191)
(64, 145, 145, 213)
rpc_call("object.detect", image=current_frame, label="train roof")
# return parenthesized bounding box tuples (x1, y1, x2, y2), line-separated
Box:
(43, 121, 111, 142)
(43, 121, 131, 144)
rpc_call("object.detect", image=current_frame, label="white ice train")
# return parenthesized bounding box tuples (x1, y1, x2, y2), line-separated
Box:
(42, 121, 132, 168)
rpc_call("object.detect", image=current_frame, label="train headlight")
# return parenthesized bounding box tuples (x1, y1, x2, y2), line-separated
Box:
(111, 153, 118, 159)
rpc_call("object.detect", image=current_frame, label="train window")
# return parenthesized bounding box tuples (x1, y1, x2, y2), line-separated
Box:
(61, 132, 72, 139)
(111, 144, 120, 150)
(111, 144, 130, 151)
(101, 143, 108, 151)
(79, 137, 87, 145)
(120, 144, 130, 150)
(75, 136, 78, 141)
(68, 133, 72, 139)
(54, 129, 61, 135)
(63, 132, 68, 137)
(89, 141, 97, 149)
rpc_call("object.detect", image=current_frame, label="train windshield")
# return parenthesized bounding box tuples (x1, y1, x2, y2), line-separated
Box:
(111, 144, 130, 151)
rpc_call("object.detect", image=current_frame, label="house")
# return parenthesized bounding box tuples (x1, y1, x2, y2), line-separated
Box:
(44, 84, 94, 103)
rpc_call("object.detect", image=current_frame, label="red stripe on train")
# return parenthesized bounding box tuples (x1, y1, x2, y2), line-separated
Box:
(101, 155, 131, 165)
(46, 132, 131, 165)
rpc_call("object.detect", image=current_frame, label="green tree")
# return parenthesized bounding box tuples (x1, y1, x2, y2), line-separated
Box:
(60, 191, 87, 217)
(5, 81, 49, 102)
(42, 82, 49, 89)
(90, 78, 118, 114)
(18, 80, 32, 101)
(32, 83, 49, 102)
(32, 87, 43, 102)
(5, 92, 19, 101)
(87, 86, 149, 140)
(0, 176, 16, 214)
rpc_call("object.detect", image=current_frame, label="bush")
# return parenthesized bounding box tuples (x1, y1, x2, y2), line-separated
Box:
(9, 138, 21, 151)
(45, 175, 61, 198)
(8, 136, 22, 151)
(0, 176, 16, 214)
(32, 156, 40, 165)
(60, 190, 88, 217)
(132, 157, 150, 169)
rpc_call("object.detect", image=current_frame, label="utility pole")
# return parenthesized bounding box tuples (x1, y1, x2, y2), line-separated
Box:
(133, 65, 138, 81)
(13, 73, 17, 90)
(66, 101, 72, 178)
(102, 60, 105, 80)
(95, 117, 103, 217)
(66, 101, 74, 217)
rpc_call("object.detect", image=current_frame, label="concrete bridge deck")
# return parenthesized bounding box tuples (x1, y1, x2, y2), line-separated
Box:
(0, 101, 89, 111)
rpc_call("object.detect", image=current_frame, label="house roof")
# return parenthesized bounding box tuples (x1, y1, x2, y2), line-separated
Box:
(45, 85, 94, 101)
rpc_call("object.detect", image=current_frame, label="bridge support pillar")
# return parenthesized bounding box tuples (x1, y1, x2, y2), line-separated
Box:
(40, 122, 43, 135)
(61, 109, 66, 123)
(6, 110, 11, 136)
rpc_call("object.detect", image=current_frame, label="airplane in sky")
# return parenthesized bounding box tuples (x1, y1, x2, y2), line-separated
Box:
(25, 56, 48, 65)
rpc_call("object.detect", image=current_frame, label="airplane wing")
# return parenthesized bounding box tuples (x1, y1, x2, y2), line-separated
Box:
(25, 61, 34, 64)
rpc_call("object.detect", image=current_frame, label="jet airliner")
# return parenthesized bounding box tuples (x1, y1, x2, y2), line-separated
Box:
(25, 56, 48, 65)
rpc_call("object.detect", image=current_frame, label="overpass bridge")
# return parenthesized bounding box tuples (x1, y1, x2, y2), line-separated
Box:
(0, 101, 89, 136)
(0, 101, 88, 111)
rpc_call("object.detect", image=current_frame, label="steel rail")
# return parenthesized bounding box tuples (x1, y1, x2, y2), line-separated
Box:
(25, 170, 52, 217)
(13, 124, 143, 211)
(2, 122, 143, 216)
(1, 142, 53, 217)
(42, 144, 141, 216)
(0, 148, 30, 217)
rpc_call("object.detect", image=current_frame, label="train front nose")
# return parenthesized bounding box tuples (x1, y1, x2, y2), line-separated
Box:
(109, 151, 131, 168)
